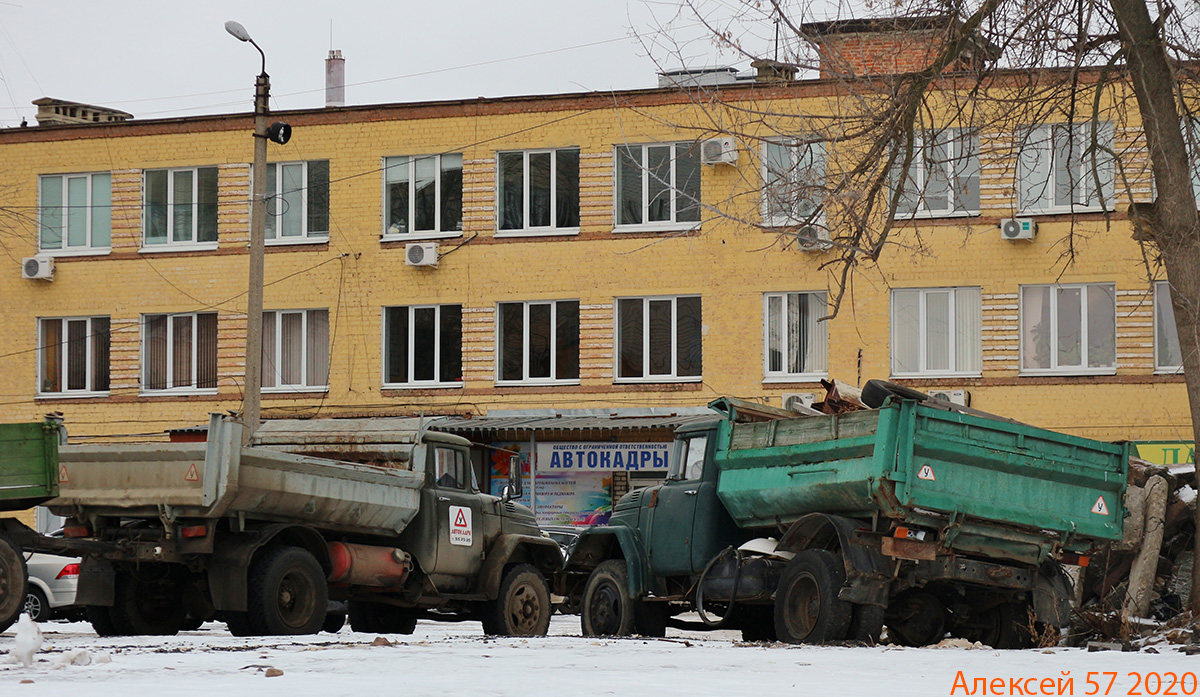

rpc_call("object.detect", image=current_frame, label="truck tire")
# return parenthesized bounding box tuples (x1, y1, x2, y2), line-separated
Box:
(223, 611, 258, 637)
(86, 605, 124, 637)
(348, 601, 417, 634)
(971, 601, 1036, 649)
(860, 380, 930, 409)
(0, 533, 26, 634)
(482, 563, 551, 637)
(739, 606, 778, 642)
(848, 603, 885, 644)
(886, 590, 946, 646)
(111, 568, 186, 636)
(773, 549, 852, 644)
(247, 545, 328, 636)
(581, 559, 635, 636)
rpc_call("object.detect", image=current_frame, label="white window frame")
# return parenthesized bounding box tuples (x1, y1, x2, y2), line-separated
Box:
(614, 295, 703, 383)
(262, 309, 330, 392)
(892, 129, 980, 219)
(1018, 122, 1114, 214)
(1019, 283, 1117, 376)
(141, 312, 219, 395)
(381, 304, 463, 389)
(762, 291, 829, 381)
(1154, 281, 1184, 374)
(495, 148, 581, 237)
(495, 300, 581, 386)
(890, 287, 983, 379)
(37, 316, 110, 398)
(266, 160, 329, 245)
(141, 167, 219, 251)
(381, 154, 463, 241)
(613, 142, 702, 233)
(761, 140, 826, 228)
(37, 172, 112, 256)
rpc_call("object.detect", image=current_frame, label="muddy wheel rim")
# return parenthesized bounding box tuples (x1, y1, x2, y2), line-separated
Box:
(277, 568, 317, 629)
(783, 571, 820, 640)
(589, 580, 623, 635)
(505, 581, 542, 634)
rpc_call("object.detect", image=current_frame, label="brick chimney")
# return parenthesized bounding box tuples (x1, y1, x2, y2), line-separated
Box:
(325, 49, 346, 108)
(800, 15, 999, 79)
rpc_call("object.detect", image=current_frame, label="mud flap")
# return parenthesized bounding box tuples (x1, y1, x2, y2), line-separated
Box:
(77, 556, 116, 607)
(1032, 561, 1073, 627)
(777, 513, 893, 607)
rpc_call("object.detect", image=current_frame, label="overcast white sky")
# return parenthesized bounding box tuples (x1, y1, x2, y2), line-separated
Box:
(0, 1, 825, 128)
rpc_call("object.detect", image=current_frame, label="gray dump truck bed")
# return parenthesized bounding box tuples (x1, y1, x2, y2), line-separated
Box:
(48, 414, 439, 537)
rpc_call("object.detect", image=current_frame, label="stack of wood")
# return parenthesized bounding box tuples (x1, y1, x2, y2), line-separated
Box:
(1072, 458, 1197, 645)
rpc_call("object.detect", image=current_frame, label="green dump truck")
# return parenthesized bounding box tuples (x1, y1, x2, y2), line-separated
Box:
(0, 415, 560, 638)
(0, 419, 63, 633)
(561, 383, 1128, 648)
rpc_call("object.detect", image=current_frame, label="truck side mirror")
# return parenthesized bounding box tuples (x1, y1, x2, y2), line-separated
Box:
(502, 454, 523, 502)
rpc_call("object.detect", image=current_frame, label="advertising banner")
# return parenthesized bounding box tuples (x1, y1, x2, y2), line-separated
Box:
(488, 442, 531, 507)
(536, 442, 671, 472)
(1134, 441, 1195, 466)
(534, 471, 612, 527)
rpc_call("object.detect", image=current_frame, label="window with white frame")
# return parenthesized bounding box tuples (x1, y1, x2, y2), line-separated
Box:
(1020, 284, 1116, 374)
(1018, 123, 1114, 213)
(763, 292, 828, 379)
(890, 129, 980, 217)
(498, 149, 580, 233)
(762, 141, 826, 227)
(497, 300, 580, 383)
(143, 167, 219, 247)
(615, 143, 701, 229)
(891, 287, 982, 377)
(1187, 118, 1200, 203)
(143, 312, 218, 392)
(266, 161, 329, 242)
(262, 309, 330, 391)
(1155, 281, 1183, 373)
(383, 154, 463, 237)
(39, 173, 112, 253)
(38, 317, 110, 395)
(616, 296, 702, 381)
(383, 305, 462, 386)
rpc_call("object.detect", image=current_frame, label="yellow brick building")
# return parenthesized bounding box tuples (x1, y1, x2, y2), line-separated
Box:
(0, 40, 1189, 450)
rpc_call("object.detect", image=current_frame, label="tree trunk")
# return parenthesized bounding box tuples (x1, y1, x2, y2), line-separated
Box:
(1109, 0, 1200, 614)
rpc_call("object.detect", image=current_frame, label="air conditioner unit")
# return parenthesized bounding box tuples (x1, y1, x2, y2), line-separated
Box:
(781, 392, 818, 411)
(927, 389, 970, 407)
(21, 257, 54, 281)
(700, 137, 738, 166)
(1000, 218, 1037, 241)
(405, 242, 439, 268)
(796, 226, 832, 252)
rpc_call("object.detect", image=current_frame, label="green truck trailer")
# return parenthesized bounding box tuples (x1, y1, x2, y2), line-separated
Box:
(0, 419, 62, 633)
(561, 382, 1128, 648)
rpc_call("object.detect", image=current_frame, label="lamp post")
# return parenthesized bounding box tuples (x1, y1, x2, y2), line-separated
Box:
(226, 20, 269, 445)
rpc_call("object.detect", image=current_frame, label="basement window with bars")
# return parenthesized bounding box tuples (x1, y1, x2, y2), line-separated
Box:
(143, 167, 219, 249)
(262, 309, 330, 391)
(615, 296, 702, 382)
(38, 172, 112, 254)
(37, 316, 110, 396)
(142, 312, 218, 393)
(383, 305, 463, 387)
(497, 300, 580, 384)
(266, 161, 329, 243)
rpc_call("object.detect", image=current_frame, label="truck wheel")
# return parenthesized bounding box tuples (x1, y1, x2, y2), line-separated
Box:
(111, 568, 185, 636)
(348, 601, 417, 634)
(860, 380, 930, 408)
(223, 611, 258, 637)
(848, 603, 885, 644)
(24, 586, 51, 623)
(86, 605, 124, 637)
(247, 546, 328, 636)
(739, 606, 778, 642)
(323, 610, 347, 634)
(0, 533, 27, 634)
(972, 601, 1036, 649)
(581, 560, 635, 636)
(886, 590, 946, 646)
(773, 550, 852, 644)
(482, 563, 551, 637)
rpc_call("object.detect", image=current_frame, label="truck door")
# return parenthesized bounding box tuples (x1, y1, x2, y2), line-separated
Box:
(647, 434, 709, 576)
(430, 445, 483, 578)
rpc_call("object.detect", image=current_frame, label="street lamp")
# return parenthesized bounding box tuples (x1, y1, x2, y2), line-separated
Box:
(226, 20, 271, 445)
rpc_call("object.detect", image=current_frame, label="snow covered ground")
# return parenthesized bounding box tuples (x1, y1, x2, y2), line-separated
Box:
(1, 615, 1194, 696)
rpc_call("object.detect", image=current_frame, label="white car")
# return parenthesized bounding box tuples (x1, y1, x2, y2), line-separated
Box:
(23, 549, 82, 622)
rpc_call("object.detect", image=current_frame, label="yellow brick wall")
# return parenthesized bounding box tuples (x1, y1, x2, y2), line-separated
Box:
(0, 87, 1189, 447)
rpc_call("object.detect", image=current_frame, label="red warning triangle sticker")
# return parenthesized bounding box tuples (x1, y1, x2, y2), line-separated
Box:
(58, 465, 70, 483)
(454, 510, 468, 527)
(1091, 496, 1109, 515)
(917, 465, 936, 481)
(184, 463, 200, 482)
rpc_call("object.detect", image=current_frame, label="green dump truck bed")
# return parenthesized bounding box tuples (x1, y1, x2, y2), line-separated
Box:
(0, 422, 60, 512)
(714, 399, 1127, 560)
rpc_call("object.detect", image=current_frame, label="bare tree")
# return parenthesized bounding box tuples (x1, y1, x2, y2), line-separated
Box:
(649, 0, 1200, 611)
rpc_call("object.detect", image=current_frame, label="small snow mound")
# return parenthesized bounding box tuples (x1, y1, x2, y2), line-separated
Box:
(1176, 485, 1197, 505)
(51, 649, 92, 669)
(926, 638, 987, 649)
